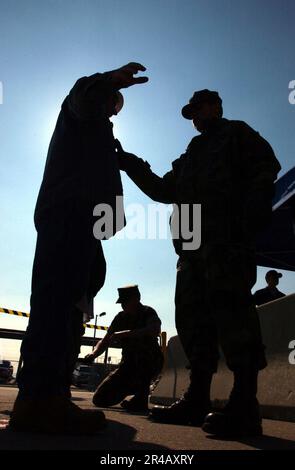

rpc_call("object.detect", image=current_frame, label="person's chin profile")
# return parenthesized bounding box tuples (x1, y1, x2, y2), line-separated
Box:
(193, 118, 204, 133)
(107, 108, 117, 118)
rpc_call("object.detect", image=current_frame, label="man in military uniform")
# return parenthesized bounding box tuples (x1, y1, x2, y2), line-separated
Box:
(117, 90, 281, 436)
(85, 285, 164, 413)
(10, 63, 148, 435)
(253, 270, 286, 305)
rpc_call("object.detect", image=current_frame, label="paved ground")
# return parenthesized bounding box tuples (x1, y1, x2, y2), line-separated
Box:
(1, 386, 295, 451)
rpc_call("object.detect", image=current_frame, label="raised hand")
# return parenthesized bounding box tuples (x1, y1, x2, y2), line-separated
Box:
(109, 62, 148, 89)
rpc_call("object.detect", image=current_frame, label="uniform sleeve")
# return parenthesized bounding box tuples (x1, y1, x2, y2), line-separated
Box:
(122, 153, 177, 204)
(107, 314, 121, 335)
(236, 121, 282, 233)
(145, 307, 162, 327)
(67, 72, 115, 121)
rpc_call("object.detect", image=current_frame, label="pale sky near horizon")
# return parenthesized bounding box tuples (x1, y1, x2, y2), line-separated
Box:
(0, 0, 294, 361)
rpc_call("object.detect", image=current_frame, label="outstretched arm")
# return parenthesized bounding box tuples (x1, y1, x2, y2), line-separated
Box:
(110, 318, 161, 341)
(84, 318, 160, 364)
(84, 333, 113, 363)
(116, 141, 176, 204)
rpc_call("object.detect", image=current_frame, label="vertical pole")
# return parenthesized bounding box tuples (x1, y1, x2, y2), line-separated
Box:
(104, 347, 108, 365)
(160, 331, 167, 369)
(92, 314, 98, 351)
(16, 354, 23, 382)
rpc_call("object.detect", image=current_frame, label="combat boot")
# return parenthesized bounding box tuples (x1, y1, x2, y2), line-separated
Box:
(120, 397, 149, 413)
(202, 368, 262, 437)
(9, 394, 107, 435)
(150, 371, 212, 426)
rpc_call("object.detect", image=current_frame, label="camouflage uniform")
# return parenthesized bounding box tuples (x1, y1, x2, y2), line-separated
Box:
(122, 118, 281, 373)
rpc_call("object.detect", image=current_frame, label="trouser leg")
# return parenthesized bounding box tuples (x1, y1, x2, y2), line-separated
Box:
(92, 366, 133, 407)
(227, 367, 259, 411)
(175, 257, 219, 377)
(18, 202, 106, 399)
(128, 385, 150, 408)
(200, 244, 265, 436)
(63, 243, 106, 396)
(173, 257, 218, 414)
(64, 307, 85, 396)
(150, 310, 213, 425)
(125, 351, 164, 407)
(205, 244, 267, 371)
(18, 231, 77, 399)
(199, 243, 265, 432)
(132, 374, 151, 404)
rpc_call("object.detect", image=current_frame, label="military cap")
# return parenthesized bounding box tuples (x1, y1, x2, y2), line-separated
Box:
(265, 270, 283, 280)
(182, 89, 222, 119)
(116, 285, 140, 303)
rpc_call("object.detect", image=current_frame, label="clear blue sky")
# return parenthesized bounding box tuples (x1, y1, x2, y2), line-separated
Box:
(0, 0, 294, 360)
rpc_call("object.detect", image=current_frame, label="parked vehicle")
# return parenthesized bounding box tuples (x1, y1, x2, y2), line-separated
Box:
(0, 360, 13, 383)
(72, 364, 92, 388)
(71, 361, 117, 390)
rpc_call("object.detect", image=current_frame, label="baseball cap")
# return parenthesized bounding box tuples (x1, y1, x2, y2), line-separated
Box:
(265, 270, 283, 279)
(182, 89, 222, 119)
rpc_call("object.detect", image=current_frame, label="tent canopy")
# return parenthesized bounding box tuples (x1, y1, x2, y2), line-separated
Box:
(256, 166, 295, 272)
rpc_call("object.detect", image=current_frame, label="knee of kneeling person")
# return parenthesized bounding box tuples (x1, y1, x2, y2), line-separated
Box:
(92, 392, 110, 407)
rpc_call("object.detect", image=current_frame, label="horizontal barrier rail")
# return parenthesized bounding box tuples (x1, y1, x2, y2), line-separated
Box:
(0, 307, 168, 347)
(0, 307, 108, 331)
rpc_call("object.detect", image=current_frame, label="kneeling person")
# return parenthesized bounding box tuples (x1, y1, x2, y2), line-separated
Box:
(85, 285, 164, 412)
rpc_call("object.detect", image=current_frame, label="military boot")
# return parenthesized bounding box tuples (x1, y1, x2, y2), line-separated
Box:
(120, 397, 149, 413)
(202, 368, 262, 437)
(9, 394, 107, 435)
(150, 371, 212, 426)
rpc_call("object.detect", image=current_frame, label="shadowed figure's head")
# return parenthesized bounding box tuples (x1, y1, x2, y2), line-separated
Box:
(106, 91, 124, 117)
(265, 270, 282, 288)
(182, 89, 223, 132)
(116, 285, 141, 313)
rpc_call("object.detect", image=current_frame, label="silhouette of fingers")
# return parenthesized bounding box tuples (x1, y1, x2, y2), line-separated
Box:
(131, 76, 149, 84)
(124, 62, 146, 73)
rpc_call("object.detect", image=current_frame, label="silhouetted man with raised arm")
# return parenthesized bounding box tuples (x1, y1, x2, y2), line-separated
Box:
(117, 89, 281, 437)
(10, 62, 148, 435)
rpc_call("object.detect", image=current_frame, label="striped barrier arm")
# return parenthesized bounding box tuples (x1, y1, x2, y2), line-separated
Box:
(0, 307, 167, 348)
(0, 307, 108, 331)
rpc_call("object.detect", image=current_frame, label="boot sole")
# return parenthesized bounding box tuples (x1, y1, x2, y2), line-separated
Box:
(202, 422, 263, 438)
